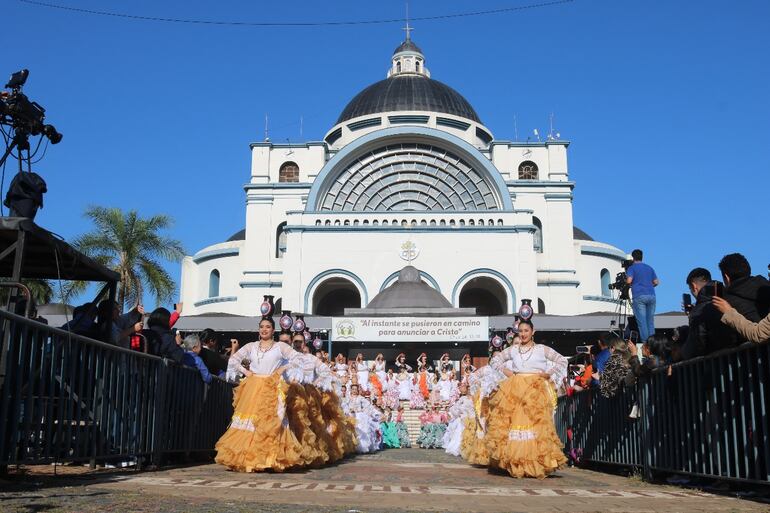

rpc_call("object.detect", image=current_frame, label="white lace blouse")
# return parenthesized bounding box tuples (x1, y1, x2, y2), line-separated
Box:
(226, 341, 300, 382)
(489, 343, 568, 389)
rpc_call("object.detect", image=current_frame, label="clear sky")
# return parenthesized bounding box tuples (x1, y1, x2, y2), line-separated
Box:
(4, 0, 769, 313)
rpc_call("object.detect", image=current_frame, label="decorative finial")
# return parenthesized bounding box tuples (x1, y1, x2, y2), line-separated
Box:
(403, 1, 413, 41)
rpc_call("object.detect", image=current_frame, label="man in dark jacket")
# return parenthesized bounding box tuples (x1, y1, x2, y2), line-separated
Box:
(681, 268, 735, 359)
(143, 307, 184, 363)
(198, 328, 228, 377)
(719, 253, 770, 324)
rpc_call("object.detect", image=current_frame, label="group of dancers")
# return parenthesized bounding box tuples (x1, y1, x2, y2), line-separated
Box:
(332, 351, 473, 410)
(215, 316, 568, 479)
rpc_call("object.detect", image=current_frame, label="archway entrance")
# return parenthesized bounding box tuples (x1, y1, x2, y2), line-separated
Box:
(458, 277, 507, 316)
(312, 277, 362, 316)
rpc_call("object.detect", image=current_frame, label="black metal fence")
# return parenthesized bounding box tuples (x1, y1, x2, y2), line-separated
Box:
(556, 340, 770, 485)
(0, 309, 234, 468)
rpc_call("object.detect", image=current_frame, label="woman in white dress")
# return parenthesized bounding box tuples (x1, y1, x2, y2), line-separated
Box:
(436, 370, 459, 405)
(484, 319, 568, 478)
(394, 367, 414, 401)
(372, 353, 387, 383)
(346, 384, 381, 453)
(353, 353, 370, 392)
(443, 382, 474, 456)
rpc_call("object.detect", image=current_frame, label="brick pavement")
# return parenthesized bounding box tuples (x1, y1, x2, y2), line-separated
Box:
(2, 449, 767, 513)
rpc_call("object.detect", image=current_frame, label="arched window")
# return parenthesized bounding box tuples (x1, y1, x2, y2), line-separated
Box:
(416, 60, 421, 73)
(276, 222, 287, 258)
(533, 217, 543, 253)
(518, 160, 539, 180)
(208, 269, 220, 298)
(279, 161, 299, 183)
(396, 61, 402, 73)
(537, 298, 546, 314)
(601, 269, 611, 297)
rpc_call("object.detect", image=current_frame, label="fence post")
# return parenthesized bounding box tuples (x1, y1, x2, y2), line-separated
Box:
(151, 359, 168, 468)
(639, 379, 653, 481)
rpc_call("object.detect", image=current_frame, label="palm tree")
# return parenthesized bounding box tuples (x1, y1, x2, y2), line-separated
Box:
(71, 206, 185, 311)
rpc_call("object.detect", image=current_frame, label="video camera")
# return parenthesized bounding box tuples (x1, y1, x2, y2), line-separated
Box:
(0, 69, 62, 144)
(606, 259, 634, 299)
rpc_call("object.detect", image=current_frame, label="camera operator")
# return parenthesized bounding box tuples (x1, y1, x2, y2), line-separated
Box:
(625, 249, 659, 343)
(718, 253, 770, 324)
(680, 268, 735, 359)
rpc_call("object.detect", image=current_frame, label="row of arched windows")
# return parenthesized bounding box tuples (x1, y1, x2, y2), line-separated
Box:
(307, 216, 544, 254)
(314, 218, 506, 227)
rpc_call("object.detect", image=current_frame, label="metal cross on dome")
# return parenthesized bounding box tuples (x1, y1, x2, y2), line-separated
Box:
(403, 2, 413, 41)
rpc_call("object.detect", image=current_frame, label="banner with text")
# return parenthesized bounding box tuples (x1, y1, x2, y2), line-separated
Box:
(330, 317, 489, 343)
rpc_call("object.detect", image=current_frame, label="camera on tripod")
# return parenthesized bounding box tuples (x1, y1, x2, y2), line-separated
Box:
(1, 69, 62, 220)
(1, 70, 62, 144)
(607, 259, 634, 299)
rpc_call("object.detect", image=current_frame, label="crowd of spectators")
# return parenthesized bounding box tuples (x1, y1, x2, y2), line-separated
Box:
(61, 300, 234, 384)
(567, 252, 769, 401)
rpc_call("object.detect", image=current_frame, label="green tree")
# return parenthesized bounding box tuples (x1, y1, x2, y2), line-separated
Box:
(71, 206, 185, 311)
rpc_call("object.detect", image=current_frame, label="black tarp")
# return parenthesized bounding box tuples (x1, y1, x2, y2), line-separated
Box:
(0, 217, 119, 282)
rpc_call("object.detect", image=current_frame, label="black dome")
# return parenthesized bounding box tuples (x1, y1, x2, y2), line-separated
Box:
(227, 229, 245, 242)
(393, 40, 422, 55)
(336, 75, 481, 124)
(573, 226, 594, 241)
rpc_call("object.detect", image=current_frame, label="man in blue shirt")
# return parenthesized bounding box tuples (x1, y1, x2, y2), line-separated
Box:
(626, 249, 660, 342)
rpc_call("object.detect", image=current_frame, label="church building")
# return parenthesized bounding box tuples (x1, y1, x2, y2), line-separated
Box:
(179, 36, 627, 327)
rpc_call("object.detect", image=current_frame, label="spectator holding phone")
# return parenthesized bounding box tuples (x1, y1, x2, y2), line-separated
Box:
(719, 253, 770, 324)
(680, 267, 735, 359)
(625, 249, 659, 343)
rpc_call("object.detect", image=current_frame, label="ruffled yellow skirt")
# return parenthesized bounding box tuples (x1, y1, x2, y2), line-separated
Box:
(320, 389, 358, 458)
(485, 374, 566, 479)
(460, 390, 491, 465)
(215, 373, 320, 472)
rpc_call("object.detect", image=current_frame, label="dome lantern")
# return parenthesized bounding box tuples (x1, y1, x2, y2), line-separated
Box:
(387, 24, 430, 79)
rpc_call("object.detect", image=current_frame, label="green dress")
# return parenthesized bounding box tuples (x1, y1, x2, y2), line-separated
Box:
(381, 421, 401, 448)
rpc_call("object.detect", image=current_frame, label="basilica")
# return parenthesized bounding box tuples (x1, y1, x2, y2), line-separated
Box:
(179, 36, 626, 326)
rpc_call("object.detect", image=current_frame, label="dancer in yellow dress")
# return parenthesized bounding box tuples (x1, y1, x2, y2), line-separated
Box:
(215, 317, 329, 472)
(485, 319, 568, 478)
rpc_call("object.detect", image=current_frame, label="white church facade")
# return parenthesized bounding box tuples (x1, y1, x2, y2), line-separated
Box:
(179, 37, 626, 320)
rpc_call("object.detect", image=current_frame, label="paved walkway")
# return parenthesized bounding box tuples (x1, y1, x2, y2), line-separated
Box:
(2, 449, 767, 512)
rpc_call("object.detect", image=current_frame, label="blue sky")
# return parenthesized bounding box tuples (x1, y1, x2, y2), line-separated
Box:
(4, 0, 769, 313)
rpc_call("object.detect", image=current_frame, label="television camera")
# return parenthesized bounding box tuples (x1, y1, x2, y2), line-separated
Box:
(1, 69, 62, 219)
(606, 258, 634, 300)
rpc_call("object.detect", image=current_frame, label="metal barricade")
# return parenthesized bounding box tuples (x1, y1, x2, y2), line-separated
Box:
(0, 309, 234, 468)
(556, 340, 770, 485)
